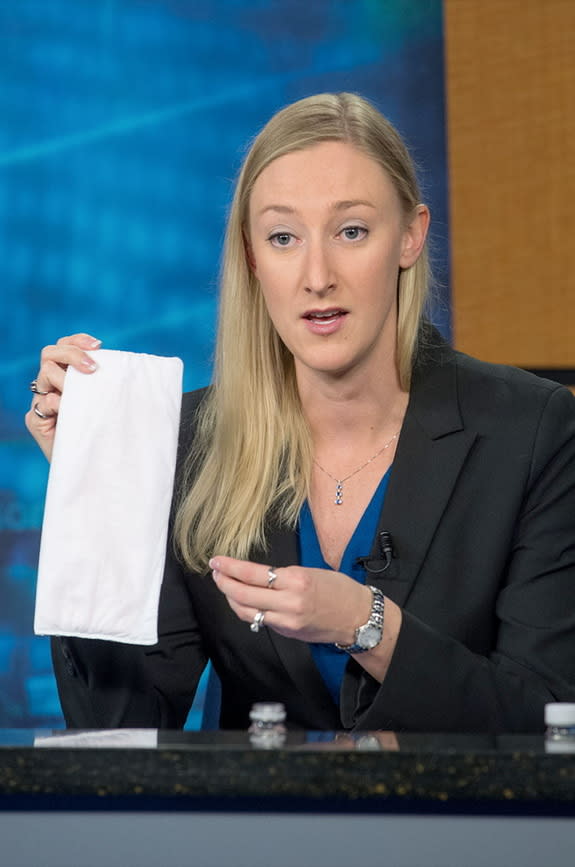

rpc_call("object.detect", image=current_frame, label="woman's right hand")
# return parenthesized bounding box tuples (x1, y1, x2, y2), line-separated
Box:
(25, 333, 102, 462)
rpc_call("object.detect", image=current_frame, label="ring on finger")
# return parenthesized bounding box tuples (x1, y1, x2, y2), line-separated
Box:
(267, 567, 278, 588)
(250, 610, 265, 633)
(29, 380, 50, 395)
(33, 401, 52, 420)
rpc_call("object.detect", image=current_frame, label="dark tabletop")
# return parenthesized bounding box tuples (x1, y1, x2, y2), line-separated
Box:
(1, 729, 574, 814)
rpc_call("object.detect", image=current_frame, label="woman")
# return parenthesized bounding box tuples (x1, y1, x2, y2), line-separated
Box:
(26, 93, 575, 733)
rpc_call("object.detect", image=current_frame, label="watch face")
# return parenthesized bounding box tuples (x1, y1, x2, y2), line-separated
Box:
(358, 624, 382, 649)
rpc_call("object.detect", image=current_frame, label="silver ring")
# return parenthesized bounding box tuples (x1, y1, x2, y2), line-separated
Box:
(267, 568, 278, 588)
(33, 401, 51, 420)
(250, 611, 265, 633)
(30, 380, 50, 395)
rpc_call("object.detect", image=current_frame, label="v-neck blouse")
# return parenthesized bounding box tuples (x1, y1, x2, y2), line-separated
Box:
(297, 466, 392, 705)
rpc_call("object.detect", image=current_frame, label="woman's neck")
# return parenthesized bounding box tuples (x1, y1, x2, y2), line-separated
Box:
(297, 362, 408, 452)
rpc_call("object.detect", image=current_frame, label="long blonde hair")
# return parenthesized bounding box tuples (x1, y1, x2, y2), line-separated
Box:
(175, 93, 430, 572)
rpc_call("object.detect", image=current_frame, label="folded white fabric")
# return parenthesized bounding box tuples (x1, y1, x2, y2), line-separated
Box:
(35, 349, 183, 645)
(34, 729, 158, 749)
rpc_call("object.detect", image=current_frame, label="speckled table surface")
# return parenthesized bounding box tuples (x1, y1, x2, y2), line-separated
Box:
(1, 730, 574, 813)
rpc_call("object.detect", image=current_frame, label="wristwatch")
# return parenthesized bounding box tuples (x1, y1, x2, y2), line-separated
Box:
(335, 585, 385, 654)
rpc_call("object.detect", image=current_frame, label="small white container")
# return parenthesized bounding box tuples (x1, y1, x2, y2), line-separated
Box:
(248, 702, 286, 749)
(249, 702, 287, 727)
(545, 703, 575, 751)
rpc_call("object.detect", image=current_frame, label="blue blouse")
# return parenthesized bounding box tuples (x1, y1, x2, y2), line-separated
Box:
(297, 467, 392, 705)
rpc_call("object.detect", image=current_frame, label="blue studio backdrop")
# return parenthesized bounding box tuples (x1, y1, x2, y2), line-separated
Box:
(0, 0, 449, 728)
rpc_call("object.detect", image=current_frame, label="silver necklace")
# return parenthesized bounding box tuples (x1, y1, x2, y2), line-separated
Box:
(314, 431, 399, 505)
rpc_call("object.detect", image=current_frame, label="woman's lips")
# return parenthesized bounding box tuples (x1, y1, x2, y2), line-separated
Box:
(302, 309, 348, 335)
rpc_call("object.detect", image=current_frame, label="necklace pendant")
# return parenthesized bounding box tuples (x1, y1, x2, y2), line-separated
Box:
(314, 429, 399, 509)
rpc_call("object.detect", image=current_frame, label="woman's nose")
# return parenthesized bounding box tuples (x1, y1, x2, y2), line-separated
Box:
(302, 241, 336, 295)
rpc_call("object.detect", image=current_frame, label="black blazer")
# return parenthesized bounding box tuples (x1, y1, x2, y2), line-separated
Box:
(52, 331, 575, 733)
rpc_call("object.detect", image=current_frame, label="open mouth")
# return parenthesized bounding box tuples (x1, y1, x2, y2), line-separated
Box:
(303, 309, 347, 325)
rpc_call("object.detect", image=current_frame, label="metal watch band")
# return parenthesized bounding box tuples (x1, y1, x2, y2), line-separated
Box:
(334, 585, 385, 654)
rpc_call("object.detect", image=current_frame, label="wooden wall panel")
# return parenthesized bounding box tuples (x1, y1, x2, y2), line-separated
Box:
(444, 0, 575, 376)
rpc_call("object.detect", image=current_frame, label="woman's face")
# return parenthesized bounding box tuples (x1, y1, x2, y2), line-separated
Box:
(247, 140, 428, 385)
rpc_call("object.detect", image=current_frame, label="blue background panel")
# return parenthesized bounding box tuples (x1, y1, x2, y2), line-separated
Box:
(0, 0, 448, 727)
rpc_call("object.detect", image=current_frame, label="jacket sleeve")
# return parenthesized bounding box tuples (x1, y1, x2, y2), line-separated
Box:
(52, 543, 208, 729)
(341, 385, 575, 733)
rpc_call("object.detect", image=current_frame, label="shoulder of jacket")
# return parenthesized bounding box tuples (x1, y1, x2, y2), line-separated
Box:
(452, 349, 569, 404)
(450, 351, 575, 447)
(417, 321, 565, 402)
(414, 325, 573, 435)
(181, 386, 210, 420)
(176, 386, 211, 461)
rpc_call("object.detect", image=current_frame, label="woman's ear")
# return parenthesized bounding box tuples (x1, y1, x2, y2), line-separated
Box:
(399, 204, 430, 269)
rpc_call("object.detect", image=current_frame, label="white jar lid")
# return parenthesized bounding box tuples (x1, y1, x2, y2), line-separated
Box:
(545, 703, 575, 726)
(249, 702, 286, 723)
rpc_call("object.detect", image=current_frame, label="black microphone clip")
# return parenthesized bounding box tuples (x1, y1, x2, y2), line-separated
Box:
(355, 530, 394, 574)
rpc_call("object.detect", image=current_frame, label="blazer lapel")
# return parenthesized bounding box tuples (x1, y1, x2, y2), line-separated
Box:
(366, 337, 477, 609)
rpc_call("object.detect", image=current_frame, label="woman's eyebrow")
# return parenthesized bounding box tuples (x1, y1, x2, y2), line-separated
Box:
(333, 199, 376, 211)
(256, 204, 297, 217)
(256, 199, 376, 218)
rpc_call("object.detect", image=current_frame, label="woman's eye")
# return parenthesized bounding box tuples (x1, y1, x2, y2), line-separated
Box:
(341, 226, 367, 241)
(269, 232, 294, 247)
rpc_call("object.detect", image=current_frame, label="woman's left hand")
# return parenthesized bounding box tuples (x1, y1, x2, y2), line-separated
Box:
(209, 556, 372, 646)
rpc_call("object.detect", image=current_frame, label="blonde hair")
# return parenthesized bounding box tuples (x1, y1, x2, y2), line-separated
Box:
(175, 92, 430, 572)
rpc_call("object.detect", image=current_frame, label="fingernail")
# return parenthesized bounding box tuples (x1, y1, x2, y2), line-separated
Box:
(81, 357, 98, 371)
(88, 338, 102, 348)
